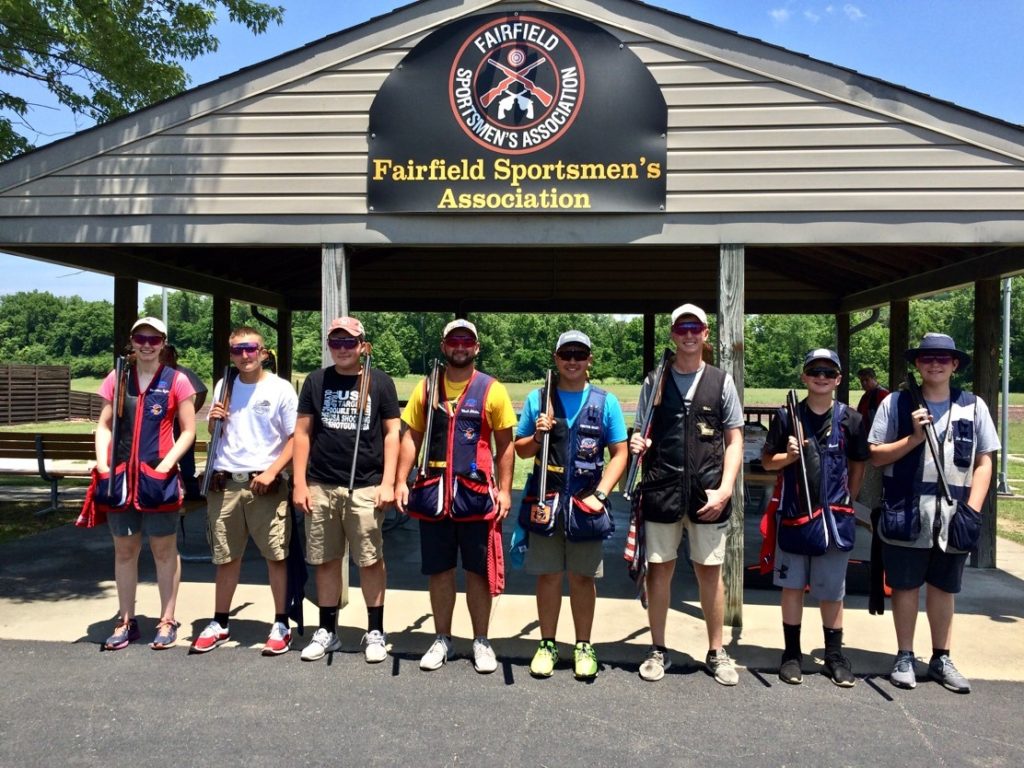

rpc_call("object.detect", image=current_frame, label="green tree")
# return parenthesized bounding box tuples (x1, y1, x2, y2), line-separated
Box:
(0, 0, 284, 160)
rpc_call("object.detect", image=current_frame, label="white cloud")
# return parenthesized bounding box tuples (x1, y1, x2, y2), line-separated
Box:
(843, 4, 865, 20)
(804, 9, 821, 22)
(770, 7, 791, 22)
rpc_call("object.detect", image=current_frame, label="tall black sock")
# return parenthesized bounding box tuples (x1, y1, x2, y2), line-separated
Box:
(274, 613, 288, 626)
(214, 612, 229, 629)
(931, 647, 950, 661)
(824, 626, 843, 656)
(319, 605, 338, 633)
(783, 623, 802, 660)
(367, 605, 384, 634)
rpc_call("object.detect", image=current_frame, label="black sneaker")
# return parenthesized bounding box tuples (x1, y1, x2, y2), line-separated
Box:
(779, 655, 803, 685)
(823, 652, 856, 688)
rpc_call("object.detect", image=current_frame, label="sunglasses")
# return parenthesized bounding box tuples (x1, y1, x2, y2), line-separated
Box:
(229, 342, 262, 356)
(805, 367, 840, 380)
(327, 336, 361, 350)
(556, 348, 590, 362)
(917, 354, 953, 365)
(672, 321, 706, 336)
(444, 335, 477, 349)
(132, 333, 164, 346)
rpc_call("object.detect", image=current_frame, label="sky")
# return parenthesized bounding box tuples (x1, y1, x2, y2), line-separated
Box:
(2, 0, 1022, 304)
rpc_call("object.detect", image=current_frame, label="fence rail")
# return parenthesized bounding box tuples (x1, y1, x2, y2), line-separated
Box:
(0, 364, 82, 424)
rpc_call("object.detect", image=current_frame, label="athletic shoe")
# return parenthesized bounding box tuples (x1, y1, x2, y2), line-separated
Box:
(420, 635, 453, 671)
(190, 620, 230, 654)
(472, 638, 498, 674)
(889, 650, 917, 689)
(261, 621, 291, 656)
(573, 642, 598, 680)
(778, 655, 803, 685)
(706, 649, 739, 686)
(150, 619, 180, 650)
(530, 640, 559, 678)
(300, 627, 342, 661)
(103, 618, 140, 651)
(362, 630, 388, 663)
(928, 654, 971, 694)
(639, 647, 671, 682)
(823, 652, 856, 687)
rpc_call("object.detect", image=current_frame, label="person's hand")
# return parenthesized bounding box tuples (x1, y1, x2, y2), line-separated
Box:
(910, 407, 931, 442)
(292, 483, 312, 514)
(629, 433, 651, 455)
(208, 402, 228, 421)
(375, 482, 395, 510)
(394, 483, 409, 514)
(695, 486, 732, 522)
(579, 493, 604, 512)
(534, 413, 554, 436)
(496, 489, 512, 521)
(250, 470, 276, 496)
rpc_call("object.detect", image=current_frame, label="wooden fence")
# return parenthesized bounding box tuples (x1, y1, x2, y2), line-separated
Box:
(0, 364, 103, 424)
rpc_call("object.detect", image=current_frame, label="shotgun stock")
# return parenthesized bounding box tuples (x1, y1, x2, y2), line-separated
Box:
(200, 366, 236, 498)
(348, 344, 374, 492)
(623, 349, 673, 501)
(904, 371, 954, 504)
(786, 389, 815, 519)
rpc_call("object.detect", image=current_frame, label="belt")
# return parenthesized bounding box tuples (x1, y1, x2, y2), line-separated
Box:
(213, 470, 262, 483)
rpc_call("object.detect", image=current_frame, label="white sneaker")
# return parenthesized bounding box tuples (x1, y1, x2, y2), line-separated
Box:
(419, 635, 453, 671)
(362, 630, 388, 663)
(300, 627, 342, 661)
(473, 638, 498, 674)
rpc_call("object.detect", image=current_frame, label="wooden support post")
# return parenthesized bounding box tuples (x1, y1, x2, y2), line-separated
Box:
(277, 308, 293, 383)
(720, 243, 745, 628)
(836, 312, 850, 405)
(643, 313, 655, 376)
(888, 300, 909, 392)
(212, 295, 230, 380)
(113, 277, 138, 365)
(322, 243, 351, 607)
(973, 279, 1000, 568)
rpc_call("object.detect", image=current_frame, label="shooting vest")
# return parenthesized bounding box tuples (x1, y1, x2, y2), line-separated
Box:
(98, 364, 184, 513)
(521, 386, 614, 541)
(880, 389, 979, 552)
(640, 364, 730, 524)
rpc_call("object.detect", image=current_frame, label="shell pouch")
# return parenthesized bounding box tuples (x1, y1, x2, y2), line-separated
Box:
(778, 507, 828, 556)
(451, 472, 496, 521)
(948, 500, 981, 551)
(880, 497, 921, 543)
(406, 474, 445, 521)
(828, 504, 857, 552)
(638, 472, 685, 524)
(566, 495, 614, 542)
(136, 462, 182, 512)
(93, 462, 130, 513)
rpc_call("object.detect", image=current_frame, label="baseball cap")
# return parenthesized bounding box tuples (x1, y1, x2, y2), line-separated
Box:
(670, 303, 708, 326)
(555, 330, 591, 351)
(131, 316, 167, 337)
(328, 316, 364, 337)
(803, 348, 842, 371)
(443, 319, 478, 339)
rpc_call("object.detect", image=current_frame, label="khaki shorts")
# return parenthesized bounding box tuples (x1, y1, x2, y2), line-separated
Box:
(305, 482, 383, 567)
(525, 525, 604, 578)
(646, 517, 729, 566)
(206, 479, 290, 564)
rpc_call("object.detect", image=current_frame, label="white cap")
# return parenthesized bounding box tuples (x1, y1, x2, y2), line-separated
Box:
(442, 319, 477, 339)
(555, 330, 591, 351)
(131, 316, 167, 336)
(670, 303, 708, 326)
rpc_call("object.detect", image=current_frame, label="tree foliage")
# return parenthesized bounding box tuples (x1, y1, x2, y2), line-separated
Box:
(0, 0, 284, 160)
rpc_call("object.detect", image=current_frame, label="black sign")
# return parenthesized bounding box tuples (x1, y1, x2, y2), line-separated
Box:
(367, 11, 667, 213)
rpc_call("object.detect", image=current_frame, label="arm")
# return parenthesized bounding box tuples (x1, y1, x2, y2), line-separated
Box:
(291, 415, 314, 513)
(697, 426, 743, 521)
(492, 426, 515, 520)
(374, 417, 401, 508)
(252, 435, 293, 495)
(94, 401, 114, 473)
(967, 452, 994, 511)
(869, 409, 927, 468)
(847, 460, 866, 502)
(394, 426, 423, 513)
(761, 435, 801, 472)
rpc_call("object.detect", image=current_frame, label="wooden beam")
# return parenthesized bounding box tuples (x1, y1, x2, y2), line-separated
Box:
(113, 277, 138, 366)
(277, 308, 293, 382)
(720, 243, 745, 628)
(837, 312, 850, 404)
(643, 313, 655, 375)
(972, 279, 1000, 569)
(889, 300, 909, 390)
(212, 296, 230, 379)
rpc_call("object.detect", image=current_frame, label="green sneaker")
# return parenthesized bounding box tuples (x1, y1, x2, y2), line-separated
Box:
(530, 640, 559, 678)
(574, 641, 598, 680)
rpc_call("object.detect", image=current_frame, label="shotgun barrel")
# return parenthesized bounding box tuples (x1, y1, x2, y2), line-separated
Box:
(347, 345, 374, 492)
(905, 371, 954, 504)
(533, 368, 554, 514)
(200, 366, 235, 498)
(623, 349, 673, 501)
(786, 388, 816, 519)
(107, 355, 127, 497)
(418, 359, 441, 478)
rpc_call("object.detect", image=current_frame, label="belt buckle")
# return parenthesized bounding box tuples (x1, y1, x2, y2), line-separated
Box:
(231, 472, 250, 483)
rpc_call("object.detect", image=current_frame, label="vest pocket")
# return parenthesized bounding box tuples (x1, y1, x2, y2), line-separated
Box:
(778, 507, 828, 556)
(406, 475, 445, 520)
(880, 498, 921, 542)
(638, 472, 684, 524)
(518, 483, 559, 535)
(948, 501, 981, 551)
(952, 420, 974, 468)
(93, 462, 130, 512)
(136, 463, 182, 512)
(566, 495, 614, 542)
(451, 473, 495, 521)
(827, 504, 857, 552)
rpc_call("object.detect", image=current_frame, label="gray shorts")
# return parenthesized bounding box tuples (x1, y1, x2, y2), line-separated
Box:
(525, 525, 604, 578)
(107, 508, 179, 538)
(772, 543, 850, 602)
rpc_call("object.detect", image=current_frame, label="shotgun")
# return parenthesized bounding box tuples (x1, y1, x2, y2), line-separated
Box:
(623, 349, 673, 501)
(347, 343, 374, 492)
(905, 371, 954, 505)
(418, 359, 441, 479)
(107, 355, 129, 496)
(529, 368, 554, 524)
(786, 389, 816, 519)
(200, 366, 236, 498)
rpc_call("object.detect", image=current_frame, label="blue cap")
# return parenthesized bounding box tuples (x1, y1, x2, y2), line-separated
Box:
(803, 348, 841, 371)
(905, 333, 970, 366)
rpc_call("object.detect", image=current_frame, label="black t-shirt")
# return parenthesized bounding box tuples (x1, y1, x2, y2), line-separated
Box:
(297, 366, 400, 486)
(765, 401, 870, 462)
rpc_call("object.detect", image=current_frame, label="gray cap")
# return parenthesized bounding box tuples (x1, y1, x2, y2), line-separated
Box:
(442, 319, 477, 339)
(555, 330, 591, 351)
(803, 348, 841, 371)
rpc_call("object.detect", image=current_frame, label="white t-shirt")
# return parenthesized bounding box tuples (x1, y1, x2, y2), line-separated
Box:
(211, 373, 298, 472)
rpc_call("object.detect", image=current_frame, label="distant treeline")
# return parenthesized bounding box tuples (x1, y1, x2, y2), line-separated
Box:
(1, 281, 1021, 389)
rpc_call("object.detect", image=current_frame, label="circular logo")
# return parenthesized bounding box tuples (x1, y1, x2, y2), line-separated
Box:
(449, 15, 585, 155)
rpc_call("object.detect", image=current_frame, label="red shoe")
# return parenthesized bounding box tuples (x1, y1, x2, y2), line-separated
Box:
(190, 620, 230, 654)
(262, 621, 291, 656)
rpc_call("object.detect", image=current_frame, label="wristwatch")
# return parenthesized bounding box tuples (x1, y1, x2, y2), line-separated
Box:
(593, 489, 608, 504)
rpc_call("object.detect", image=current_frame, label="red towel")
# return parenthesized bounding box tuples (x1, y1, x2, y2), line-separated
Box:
(757, 474, 783, 575)
(487, 517, 505, 596)
(75, 469, 108, 529)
